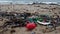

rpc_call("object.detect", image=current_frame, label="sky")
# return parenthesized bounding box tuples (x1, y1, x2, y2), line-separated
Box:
(0, 0, 60, 2)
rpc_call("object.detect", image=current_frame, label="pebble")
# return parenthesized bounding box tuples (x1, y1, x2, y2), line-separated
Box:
(31, 32, 36, 34)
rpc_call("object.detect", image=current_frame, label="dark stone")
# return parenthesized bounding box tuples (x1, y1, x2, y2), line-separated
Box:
(10, 30, 16, 33)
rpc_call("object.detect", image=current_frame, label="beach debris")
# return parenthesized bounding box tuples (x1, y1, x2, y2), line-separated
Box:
(37, 20, 50, 25)
(26, 23, 36, 30)
(36, 15, 51, 25)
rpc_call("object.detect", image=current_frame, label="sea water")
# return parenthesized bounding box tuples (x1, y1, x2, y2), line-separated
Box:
(0, 0, 60, 4)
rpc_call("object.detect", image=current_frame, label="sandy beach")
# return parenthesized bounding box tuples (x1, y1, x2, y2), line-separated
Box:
(0, 4, 60, 34)
(0, 4, 60, 15)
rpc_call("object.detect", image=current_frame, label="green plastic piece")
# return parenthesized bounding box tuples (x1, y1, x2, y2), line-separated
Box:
(28, 18, 34, 22)
(38, 18, 43, 22)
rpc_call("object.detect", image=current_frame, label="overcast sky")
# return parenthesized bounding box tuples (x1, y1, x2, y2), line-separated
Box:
(0, 0, 60, 2)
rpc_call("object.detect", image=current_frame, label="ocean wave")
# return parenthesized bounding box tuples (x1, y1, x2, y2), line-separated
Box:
(0, 1, 60, 5)
(41, 2, 58, 4)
